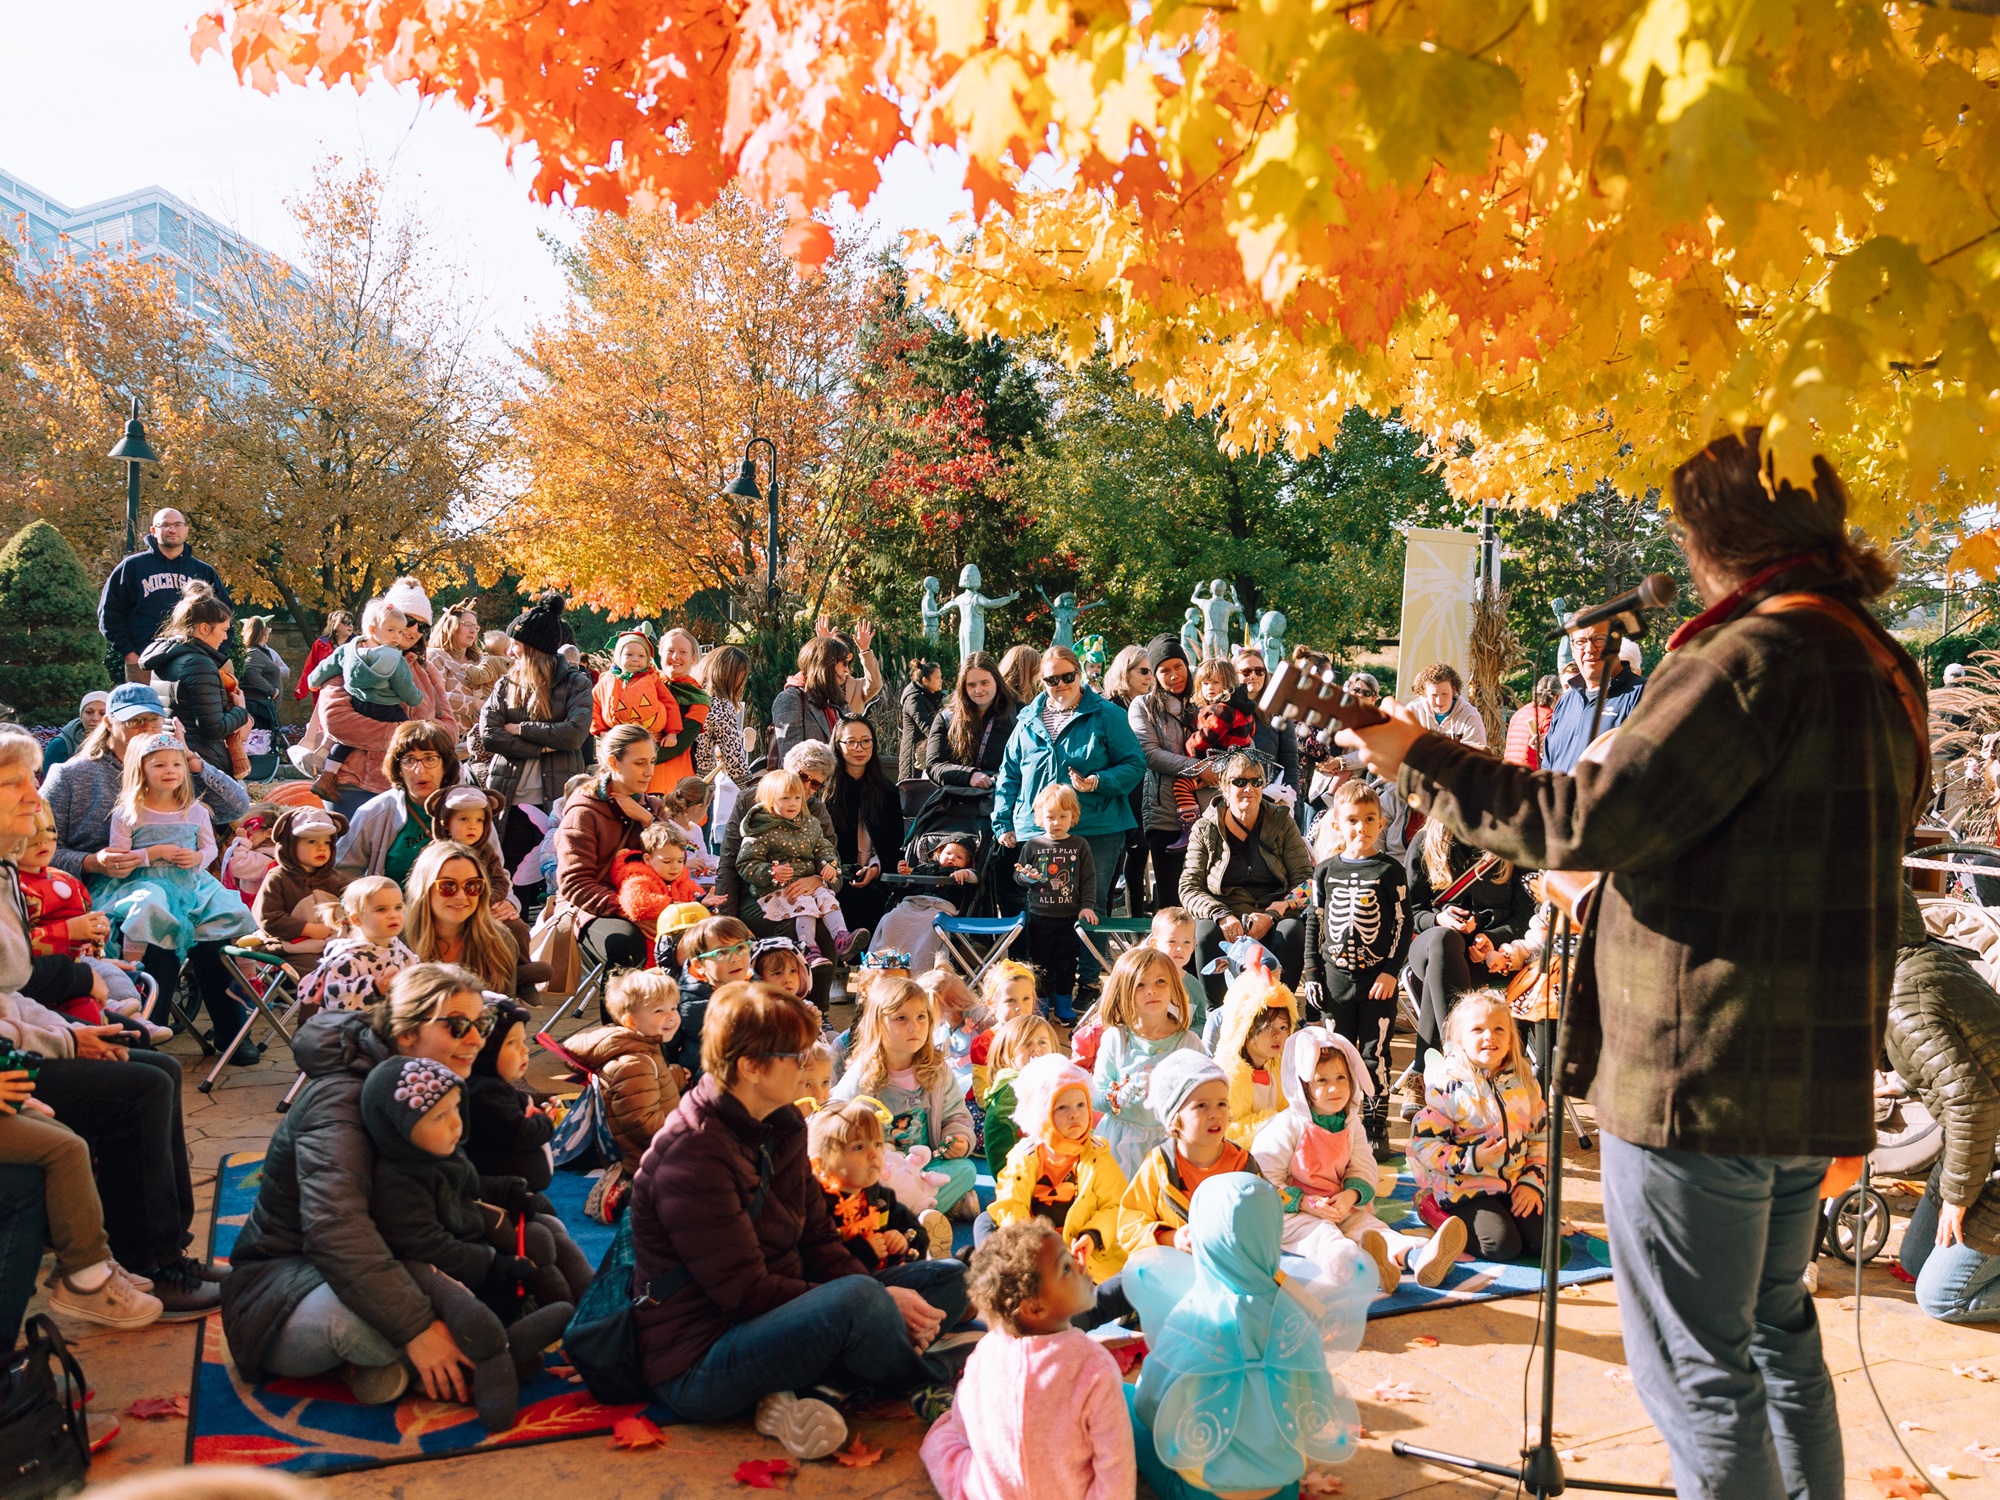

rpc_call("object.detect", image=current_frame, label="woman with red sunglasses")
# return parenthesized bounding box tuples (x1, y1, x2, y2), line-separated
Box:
(403, 841, 522, 997)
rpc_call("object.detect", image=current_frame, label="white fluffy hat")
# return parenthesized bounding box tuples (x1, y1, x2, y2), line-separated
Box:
(383, 577, 433, 625)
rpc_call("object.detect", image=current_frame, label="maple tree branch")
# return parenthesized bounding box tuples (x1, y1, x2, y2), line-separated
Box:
(1471, 5, 1532, 59)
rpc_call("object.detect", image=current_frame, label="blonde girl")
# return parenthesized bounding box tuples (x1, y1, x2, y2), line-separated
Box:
(970, 959, 1038, 1098)
(1409, 989, 1549, 1262)
(980, 1013, 1065, 1176)
(1090, 945, 1202, 1176)
(95, 732, 251, 961)
(659, 774, 719, 877)
(920, 967, 985, 1087)
(832, 976, 979, 1216)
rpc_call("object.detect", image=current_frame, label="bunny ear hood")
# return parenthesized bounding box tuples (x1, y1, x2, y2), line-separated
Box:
(1279, 1027, 1371, 1115)
(1011, 1053, 1094, 1144)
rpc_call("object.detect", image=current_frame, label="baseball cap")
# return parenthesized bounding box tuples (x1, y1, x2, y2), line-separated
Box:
(106, 683, 166, 722)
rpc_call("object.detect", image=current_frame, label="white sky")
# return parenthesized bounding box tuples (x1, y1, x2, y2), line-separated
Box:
(0, 0, 976, 351)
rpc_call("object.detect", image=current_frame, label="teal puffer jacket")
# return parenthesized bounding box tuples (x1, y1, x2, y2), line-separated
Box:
(991, 689, 1146, 842)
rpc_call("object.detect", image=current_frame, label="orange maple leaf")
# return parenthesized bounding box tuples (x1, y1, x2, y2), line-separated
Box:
(1869, 1467, 1929, 1499)
(734, 1458, 792, 1488)
(833, 1438, 886, 1467)
(610, 1414, 667, 1450)
(1407, 1335, 1440, 1348)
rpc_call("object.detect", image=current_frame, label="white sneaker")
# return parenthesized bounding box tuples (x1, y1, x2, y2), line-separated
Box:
(1801, 1261, 1820, 1295)
(105, 997, 141, 1017)
(754, 1391, 847, 1461)
(49, 1268, 163, 1330)
(140, 1020, 174, 1044)
(1411, 1215, 1468, 1288)
(1358, 1229, 1401, 1294)
(920, 1209, 954, 1260)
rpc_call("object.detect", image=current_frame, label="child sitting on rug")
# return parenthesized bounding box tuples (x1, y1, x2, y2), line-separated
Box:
(921, 968, 987, 1090)
(809, 1097, 952, 1269)
(667, 915, 754, 1080)
(1252, 1026, 1465, 1293)
(299, 877, 418, 1011)
(1147, 905, 1207, 1042)
(1409, 989, 1548, 1262)
(737, 769, 867, 965)
(968, 961, 1037, 1101)
(1118, 1050, 1259, 1256)
(921, 1217, 1137, 1500)
(1212, 963, 1300, 1147)
(980, 1013, 1065, 1177)
(251, 807, 350, 959)
(360, 1057, 576, 1433)
(832, 976, 980, 1219)
(795, 1039, 835, 1116)
(1092, 946, 1203, 1178)
(988, 1054, 1128, 1288)
(464, 998, 555, 1195)
(752, 936, 814, 1001)
(562, 970, 686, 1218)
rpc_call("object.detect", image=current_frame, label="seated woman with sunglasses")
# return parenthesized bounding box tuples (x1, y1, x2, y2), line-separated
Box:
(403, 841, 526, 998)
(1179, 749, 1316, 1005)
(222, 965, 508, 1406)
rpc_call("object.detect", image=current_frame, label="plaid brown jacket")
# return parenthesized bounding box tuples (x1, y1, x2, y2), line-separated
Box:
(1400, 575, 1922, 1158)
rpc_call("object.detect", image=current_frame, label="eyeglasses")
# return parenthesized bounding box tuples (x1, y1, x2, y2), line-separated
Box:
(431, 1011, 496, 1039)
(757, 1051, 809, 1063)
(1133, 666, 1153, 676)
(399, 752, 443, 767)
(1041, 670, 1079, 687)
(800, 774, 826, 791)
(697, 941, 752, 961)
(432, 877, 485, 897)
(1228, 776, 1266, 789)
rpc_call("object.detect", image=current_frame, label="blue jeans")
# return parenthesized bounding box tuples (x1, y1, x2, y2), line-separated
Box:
(1600, 1134, 1842, 1500)
(261, 1282, 401, 1377)
(1900, 1183, 2000, 1323)
(0, 1165, 48, 1351)
(1076, 833, 1128, 986)
(655, 1261, 968, 1422)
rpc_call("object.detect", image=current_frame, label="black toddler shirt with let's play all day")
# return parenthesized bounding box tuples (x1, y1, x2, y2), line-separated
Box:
(1014, 834, 1097, 916)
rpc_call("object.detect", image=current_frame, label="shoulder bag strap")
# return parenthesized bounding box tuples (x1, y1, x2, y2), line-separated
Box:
(639, 1140, 775, 1305)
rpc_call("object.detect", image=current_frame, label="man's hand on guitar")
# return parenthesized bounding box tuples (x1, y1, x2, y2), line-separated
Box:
(1333, 696, 1425, 778)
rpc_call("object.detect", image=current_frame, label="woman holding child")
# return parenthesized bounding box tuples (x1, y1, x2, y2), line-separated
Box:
(479, 596, 594, 891)
(1180, 749, 1314, 1001)
(632, 981, 969, 1462)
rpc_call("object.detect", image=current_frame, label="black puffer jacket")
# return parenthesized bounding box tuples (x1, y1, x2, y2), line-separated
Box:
(138, 634, 247, 770)
(477, 663, 593, 811)
(219, 1011, 437, 1378)
(1888, 894, 2000, 1255)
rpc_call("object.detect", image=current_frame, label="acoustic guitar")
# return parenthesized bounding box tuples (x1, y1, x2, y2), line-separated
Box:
(1506, 870, 1601, 1021)
(1257, 662, 1391, 734)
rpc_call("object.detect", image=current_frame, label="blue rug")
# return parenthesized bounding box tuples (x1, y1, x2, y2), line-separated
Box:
(192, 1154, 673, 1475)
(1363, 1160, 1614, 1317)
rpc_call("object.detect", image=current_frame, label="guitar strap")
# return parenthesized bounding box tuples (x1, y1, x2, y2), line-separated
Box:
(1751, 592, 1930, 820)
(1434, 851, 1500, 907)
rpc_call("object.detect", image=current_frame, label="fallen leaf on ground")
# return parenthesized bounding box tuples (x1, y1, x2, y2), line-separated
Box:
(126, 1396, 188, 1420)
(1301, 1473, 1346, 1496)
(1838, 1298, 1859, 1311)
(549, 1362, 578, 1380)
(1407, 1335, 1439, 1348)
(1559, 1450, 1581, 1463)
(1967, 1442, 2000, 1463)
(734, 1459, 792, 1489)
(1869, 1465, 1929, 1499)
(1560, 1285, 1590, 1299)
(1928, 1466, 1975, 1484)
(1897, 1422, 1931, 1435)
(833, 1439, 885, 1468)
(610, 1415, 666, 1450)
(1603, 1369, 1633, 1386)
(1362, 1382, 1425, 1403)
(1952, 1364, 1997, 1382)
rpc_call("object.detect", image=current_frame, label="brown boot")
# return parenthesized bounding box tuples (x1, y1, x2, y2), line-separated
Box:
(311, 768, 343, 803)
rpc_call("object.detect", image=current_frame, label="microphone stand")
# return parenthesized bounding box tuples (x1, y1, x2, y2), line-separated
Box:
(1392, 621, 1673, 1498)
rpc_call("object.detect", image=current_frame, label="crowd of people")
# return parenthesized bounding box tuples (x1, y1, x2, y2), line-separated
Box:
(0, 435, 1996, 1494)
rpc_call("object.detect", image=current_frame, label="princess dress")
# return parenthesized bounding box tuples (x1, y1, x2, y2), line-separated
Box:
(1124, 1174, 1372, 1498)
(1093, 1026, 1203, 1178)
(93, 817, 253, 959)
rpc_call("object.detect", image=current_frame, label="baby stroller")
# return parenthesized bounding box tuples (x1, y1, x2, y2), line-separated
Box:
(874, 784, 1021, 981)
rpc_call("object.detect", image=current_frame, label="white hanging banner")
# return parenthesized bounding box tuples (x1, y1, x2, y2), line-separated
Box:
(1396, 528, 1480, 701)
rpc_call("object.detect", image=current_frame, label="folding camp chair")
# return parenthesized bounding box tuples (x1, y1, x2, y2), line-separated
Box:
(1074, 915, 1151, 977)
(200, 946, 305, 1094)
(139, 962, 213, 1056)
(933, 913, 1025, 991)
(543, 953, 610, 1029)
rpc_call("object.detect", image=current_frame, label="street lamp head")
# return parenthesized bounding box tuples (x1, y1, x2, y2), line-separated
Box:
(108, 397, 159, 465)
(725, 456, 763, 501)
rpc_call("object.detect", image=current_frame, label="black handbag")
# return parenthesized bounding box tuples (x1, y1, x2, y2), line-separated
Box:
(0, 1316, 89, 1500)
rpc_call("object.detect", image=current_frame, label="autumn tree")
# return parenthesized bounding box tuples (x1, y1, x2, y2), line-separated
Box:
(508, 190, 879, 636)
(198, 0, 2000, 571)
(207, 158, 510, 625)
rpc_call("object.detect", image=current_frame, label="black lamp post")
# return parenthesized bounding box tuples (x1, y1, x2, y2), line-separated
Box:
(724, 436, 780, 615)
(107, 396, 159, 558)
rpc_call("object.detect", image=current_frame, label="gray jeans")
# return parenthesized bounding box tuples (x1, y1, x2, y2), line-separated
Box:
(1600, 1134, 1841, 1500)
(260, 1283, 400, 1376)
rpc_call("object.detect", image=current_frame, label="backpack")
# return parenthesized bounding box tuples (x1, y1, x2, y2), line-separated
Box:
(562, 1140, 772, 1405)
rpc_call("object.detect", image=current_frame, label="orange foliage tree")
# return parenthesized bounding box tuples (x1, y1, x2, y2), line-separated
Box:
(507, 190, 882, 633)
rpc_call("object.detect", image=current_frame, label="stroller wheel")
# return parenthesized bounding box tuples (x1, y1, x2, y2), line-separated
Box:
(1826, 1186, 1891, 1265)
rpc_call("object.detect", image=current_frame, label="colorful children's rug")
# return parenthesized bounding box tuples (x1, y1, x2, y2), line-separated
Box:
(190, 1154, 670, 1475)
(1363, 1160, 1615, 1318)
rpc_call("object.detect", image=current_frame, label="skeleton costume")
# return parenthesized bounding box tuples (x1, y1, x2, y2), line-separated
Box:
(1301, 851, 1410, 1148)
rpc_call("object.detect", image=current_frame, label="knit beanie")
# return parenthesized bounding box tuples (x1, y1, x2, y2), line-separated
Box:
(361, 1057, 462, 1162)
(383, 577, 434, 626)
(508, 594, 567, 657)
(1146, 1049, 1226, 1127)
(1146, 634, 1188, 671)
(472, 999, 533, 1079)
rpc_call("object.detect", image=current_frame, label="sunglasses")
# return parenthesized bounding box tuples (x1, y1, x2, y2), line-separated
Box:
(1239, 664, 1268, 677)
(433, 877, 485, 898)
(1042, 670, 1079, 687)
(431, 1011, 496, 1039)
(1228, 776, 1266, 789)
(697, 941, 753, 962)
(800, 774, 827, 790)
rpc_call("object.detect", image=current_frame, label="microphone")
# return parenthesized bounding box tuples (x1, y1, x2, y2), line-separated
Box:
(1547, 573, 1677, 639)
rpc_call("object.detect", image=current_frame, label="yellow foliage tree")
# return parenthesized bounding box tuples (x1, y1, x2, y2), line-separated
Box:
(507, 190, 879, 630)
(186, 0, 2000, 557)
